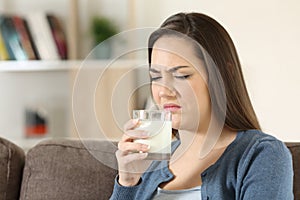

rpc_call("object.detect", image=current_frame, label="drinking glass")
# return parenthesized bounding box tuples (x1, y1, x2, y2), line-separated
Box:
(133, 110, 172, 160)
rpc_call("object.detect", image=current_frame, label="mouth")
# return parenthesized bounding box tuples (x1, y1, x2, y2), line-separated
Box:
(163, 103, 181, 112)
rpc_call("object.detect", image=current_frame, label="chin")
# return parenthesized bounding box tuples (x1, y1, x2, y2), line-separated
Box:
(171, 119, 181, 130)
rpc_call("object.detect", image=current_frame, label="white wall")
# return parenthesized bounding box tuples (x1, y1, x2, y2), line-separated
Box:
(134, 0, 300, 141)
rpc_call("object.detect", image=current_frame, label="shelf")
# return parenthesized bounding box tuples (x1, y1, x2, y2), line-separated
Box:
(0, 59, 147, 72)
(0, 60, 80, 72)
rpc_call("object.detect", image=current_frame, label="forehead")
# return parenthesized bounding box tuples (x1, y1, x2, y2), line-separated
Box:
(151, 36, 202, 69)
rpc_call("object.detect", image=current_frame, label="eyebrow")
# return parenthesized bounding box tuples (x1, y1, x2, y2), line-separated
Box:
(149, 66, 190, 73)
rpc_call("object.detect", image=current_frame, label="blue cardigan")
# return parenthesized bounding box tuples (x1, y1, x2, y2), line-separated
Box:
(110, 130, 294, 200)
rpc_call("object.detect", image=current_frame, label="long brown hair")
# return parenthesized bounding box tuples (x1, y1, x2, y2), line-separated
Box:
(148, 12, 261, 131)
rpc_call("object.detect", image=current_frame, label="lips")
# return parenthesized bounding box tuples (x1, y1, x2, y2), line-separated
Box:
(163, 103, 181, 112)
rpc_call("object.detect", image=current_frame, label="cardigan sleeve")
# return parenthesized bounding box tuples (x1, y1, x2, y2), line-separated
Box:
(239, 139, 293, 199)
(109, 175, 142, 200)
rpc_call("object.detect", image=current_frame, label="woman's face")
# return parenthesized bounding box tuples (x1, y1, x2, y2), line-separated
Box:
(150, 36, 212, 132)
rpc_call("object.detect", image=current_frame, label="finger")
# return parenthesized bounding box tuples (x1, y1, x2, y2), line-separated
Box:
(118, 141, 150, 153)
(119, 151, 148, 166)
(120, 128, 149, 142)
(115, 149, 124, 159)
(123, 119, 140, 131)
(123, 130, 149, 140)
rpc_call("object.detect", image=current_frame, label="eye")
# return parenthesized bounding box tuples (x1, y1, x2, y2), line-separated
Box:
(150, 76, 162, 82)
(174, 75, 191, 80)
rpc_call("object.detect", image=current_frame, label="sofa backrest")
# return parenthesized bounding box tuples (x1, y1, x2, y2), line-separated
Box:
(20, 139, 118, 200)
(0, 137, 25, 200)
(286, 143, 300, 199)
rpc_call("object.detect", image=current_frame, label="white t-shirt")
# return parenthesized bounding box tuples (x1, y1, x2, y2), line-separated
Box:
(152, 185, 202, 200)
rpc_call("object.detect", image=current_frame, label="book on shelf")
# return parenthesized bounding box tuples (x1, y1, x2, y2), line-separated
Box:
(47, 14, 68, 60)
(0, 13, 68, 61)
(0, 29, 9, 60)
(12, 15, 39, 60)
(0, 15, 27, 60)
(25, 12, 60, 60)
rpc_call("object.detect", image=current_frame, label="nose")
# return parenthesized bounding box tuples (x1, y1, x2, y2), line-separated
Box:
(158, 83, 176, 98)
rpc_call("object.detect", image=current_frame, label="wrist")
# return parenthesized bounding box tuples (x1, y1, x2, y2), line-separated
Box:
(118, 175, 140, 186)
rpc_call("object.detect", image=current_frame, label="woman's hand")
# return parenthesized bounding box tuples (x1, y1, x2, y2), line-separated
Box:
(116, 119, 151, 186)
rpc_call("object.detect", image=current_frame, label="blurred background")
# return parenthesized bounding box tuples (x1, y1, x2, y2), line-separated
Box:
(0, 0, 299, 150)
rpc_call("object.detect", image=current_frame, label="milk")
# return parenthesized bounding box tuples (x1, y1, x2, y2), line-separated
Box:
(134, 120, 172, 160)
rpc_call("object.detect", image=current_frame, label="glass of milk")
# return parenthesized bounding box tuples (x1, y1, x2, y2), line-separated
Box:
(133, 110, 172, 160)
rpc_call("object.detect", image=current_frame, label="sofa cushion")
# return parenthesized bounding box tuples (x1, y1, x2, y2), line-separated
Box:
(0, 137, 25, 200)
(20, 139, 118, 200)
(286, 143, 300, 199)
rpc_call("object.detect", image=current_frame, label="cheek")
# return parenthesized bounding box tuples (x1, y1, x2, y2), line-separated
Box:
(151, 84, 160, 103)
(175, 82, 198, 104)
(194, 84, 211, 113)
(178, 80, 210, 112)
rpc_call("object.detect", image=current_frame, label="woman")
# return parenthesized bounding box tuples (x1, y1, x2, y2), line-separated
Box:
(110, 12, 293, 199)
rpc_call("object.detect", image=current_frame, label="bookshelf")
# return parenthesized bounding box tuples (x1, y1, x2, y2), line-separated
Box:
(0, 59, 149, 150)
(0, 0, 143, 149)
(0, 0, 79, 149)
(0, 60, 75, 150)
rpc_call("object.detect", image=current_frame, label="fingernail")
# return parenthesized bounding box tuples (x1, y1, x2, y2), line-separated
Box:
(132, 119, 139, 124)
(141, 131, 149, 136)
(142, 144, 150, 150)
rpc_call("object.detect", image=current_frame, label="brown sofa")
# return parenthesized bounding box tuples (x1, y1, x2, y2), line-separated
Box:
(0, 136, 299, 200)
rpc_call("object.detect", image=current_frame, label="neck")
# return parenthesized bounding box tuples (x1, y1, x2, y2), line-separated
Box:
(172, 125, 237, 161)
